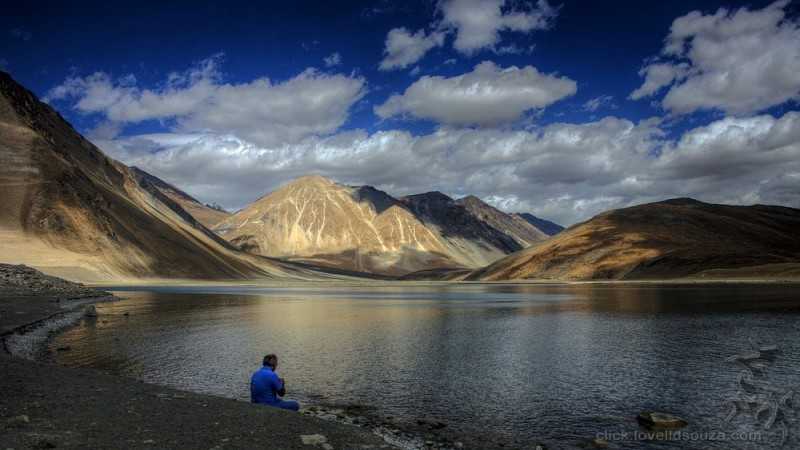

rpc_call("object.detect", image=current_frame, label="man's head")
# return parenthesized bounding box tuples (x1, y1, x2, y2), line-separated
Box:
(263, 353, 278, 369)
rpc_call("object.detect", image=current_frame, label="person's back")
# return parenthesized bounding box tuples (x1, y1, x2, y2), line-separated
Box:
(250, 353, 299, 411)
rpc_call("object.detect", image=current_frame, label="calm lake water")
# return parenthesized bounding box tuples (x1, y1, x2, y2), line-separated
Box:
(51, 283, 800, 449)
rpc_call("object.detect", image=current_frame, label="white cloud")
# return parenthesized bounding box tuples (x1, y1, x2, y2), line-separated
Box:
(438, 0, 557, 54)
(96, 109, 800, 227)
(582, 95, 616, 112)
(45, 54, 366, 146)
(375, 61, 576, 126)
(379, 28, 445, 71)
(323, 52, 342, 67)
(629, 63, 688, 100)
(631, 0, 800, 114)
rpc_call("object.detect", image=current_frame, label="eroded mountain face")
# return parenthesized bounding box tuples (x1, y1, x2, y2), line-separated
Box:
(214, 176, 556, 275)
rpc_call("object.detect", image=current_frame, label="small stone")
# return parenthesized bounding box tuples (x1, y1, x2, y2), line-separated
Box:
(84, 305, 97, 318)
(6, 415, 30, 427)
(591, 437, 609, 448)
(454, 442, 464, 449)
(637, 411, 688, 430)
(56, 346, 71, 352)
(300, 434, 328, 446)
(142, 440, 155, 444)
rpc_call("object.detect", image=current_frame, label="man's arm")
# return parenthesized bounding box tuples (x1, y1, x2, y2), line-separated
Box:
(277, 377, 286, 397)
(271, 373, 286, 397)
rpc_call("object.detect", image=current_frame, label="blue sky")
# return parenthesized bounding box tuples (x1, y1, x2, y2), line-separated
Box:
(2, 0, 799, 225)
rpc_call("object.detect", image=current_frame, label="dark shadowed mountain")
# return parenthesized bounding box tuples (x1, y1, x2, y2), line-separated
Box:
(514, 212, 564, 236)
(456, 195, 551, 244)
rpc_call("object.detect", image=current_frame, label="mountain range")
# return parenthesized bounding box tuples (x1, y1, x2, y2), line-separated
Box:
(212, 175, 557, 275)
(2, 71, 799, 282)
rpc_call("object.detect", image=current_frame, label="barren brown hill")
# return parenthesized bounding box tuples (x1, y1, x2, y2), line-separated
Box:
(0, 71, 324, 282)
(130, 167, 231, 229)
(468, 198, 800, 281)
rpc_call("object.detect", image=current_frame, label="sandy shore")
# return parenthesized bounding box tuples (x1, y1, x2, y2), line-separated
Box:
(0, 265, 396, 450)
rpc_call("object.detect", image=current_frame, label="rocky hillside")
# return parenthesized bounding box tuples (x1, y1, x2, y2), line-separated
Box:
(455, 195, 550, 245)
(0, 263, 108, 298)
(469, 198, 800, 281)
(0, 71, 327, 281)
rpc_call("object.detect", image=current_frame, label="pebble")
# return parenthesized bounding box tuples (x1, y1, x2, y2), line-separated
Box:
(5, 415, 30, 427)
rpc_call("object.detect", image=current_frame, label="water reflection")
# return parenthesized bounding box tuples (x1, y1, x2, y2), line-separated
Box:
(53, 283, 800, 449)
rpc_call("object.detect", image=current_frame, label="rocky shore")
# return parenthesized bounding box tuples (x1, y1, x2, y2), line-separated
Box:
(0, 265, 395, 449)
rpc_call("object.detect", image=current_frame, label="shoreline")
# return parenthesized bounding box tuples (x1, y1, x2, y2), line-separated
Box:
(1, 295, 116, 359)
(15, 293, 474, 450)
(86, 276, 800, 291)
(0, 267, 399, 450)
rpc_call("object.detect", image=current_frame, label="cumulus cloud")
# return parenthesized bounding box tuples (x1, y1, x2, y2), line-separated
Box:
(631, 0, 800, 114)
(375, 61, 576, 126)
(45, 54, 366, 146)
(438, 0, 557, 54)
(629, 63, 688, 100)
(379, 28, 445, 71)
(323, 52, 342, 67)
(97, 110, 800, 226)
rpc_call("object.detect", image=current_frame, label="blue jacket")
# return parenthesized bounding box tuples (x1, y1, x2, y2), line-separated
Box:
(250, 366, 284, 405)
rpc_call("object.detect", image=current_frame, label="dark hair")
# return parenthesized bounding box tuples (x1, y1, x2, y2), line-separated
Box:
(263, 354, 277, 367)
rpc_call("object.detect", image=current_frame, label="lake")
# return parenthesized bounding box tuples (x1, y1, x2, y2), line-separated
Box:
(50, 283, 800, 449)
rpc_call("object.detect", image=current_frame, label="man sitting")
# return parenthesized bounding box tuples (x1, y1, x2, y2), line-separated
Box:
(250, 353, 300, 411)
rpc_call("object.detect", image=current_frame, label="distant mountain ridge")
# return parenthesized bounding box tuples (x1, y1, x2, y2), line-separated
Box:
(514, 212, 564, 236)
(214, 176, 560, 275)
